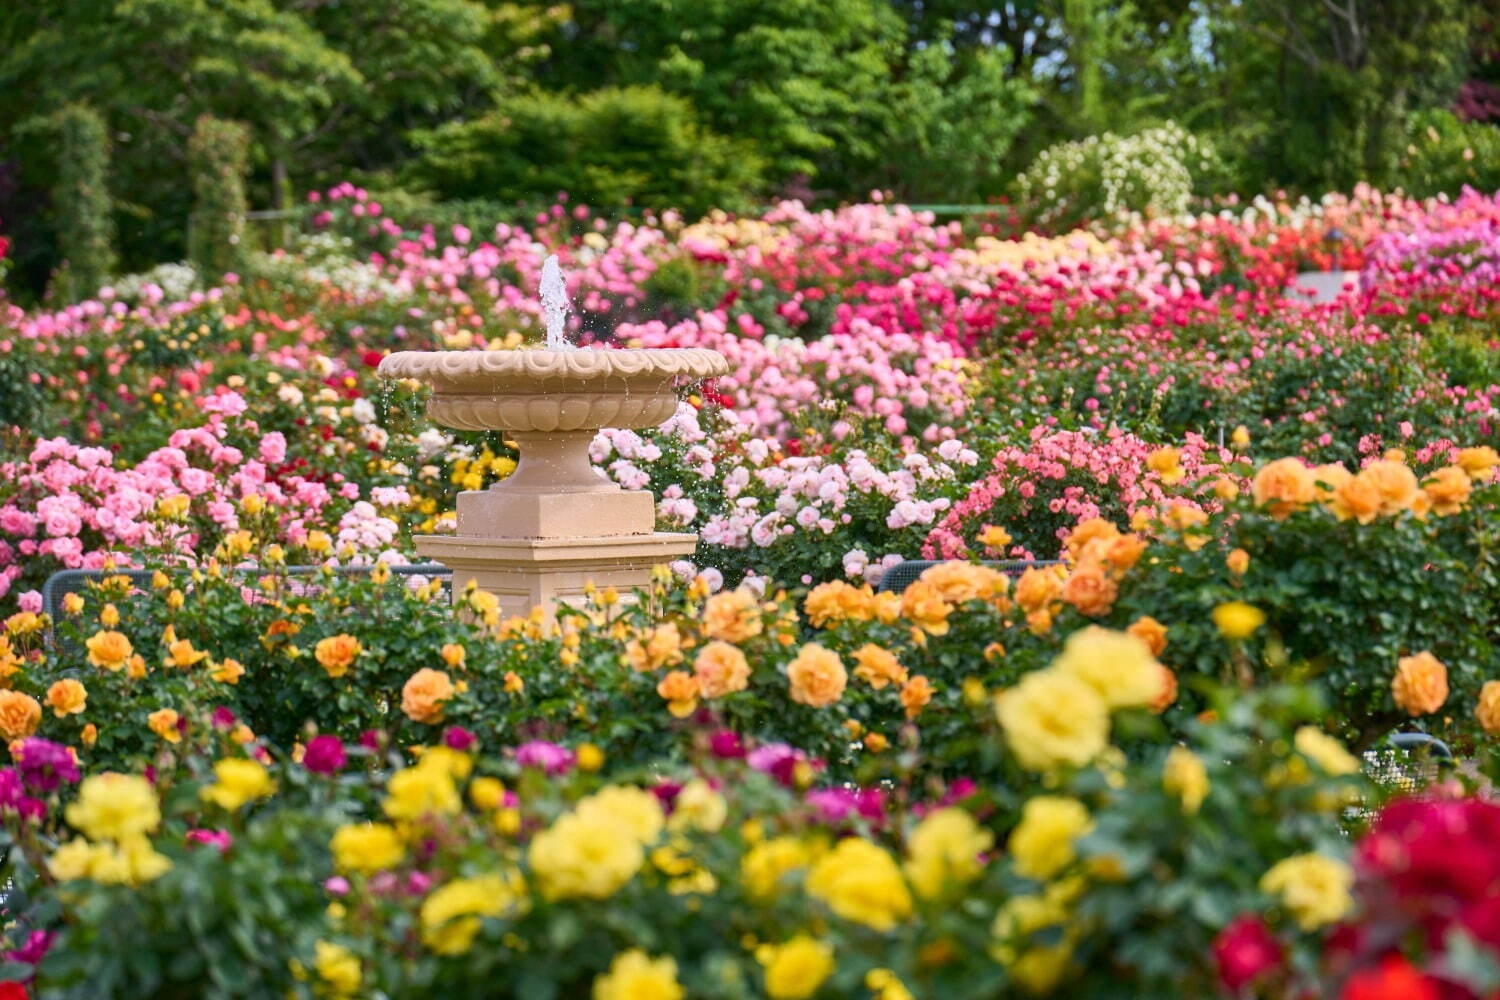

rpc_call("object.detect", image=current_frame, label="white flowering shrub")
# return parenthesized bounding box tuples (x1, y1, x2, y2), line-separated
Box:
(107, 261, 200, 302)
(1015, 121, 1220, 229)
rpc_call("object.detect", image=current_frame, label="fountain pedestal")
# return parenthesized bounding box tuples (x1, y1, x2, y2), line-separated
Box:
(380, 347, 727, 620)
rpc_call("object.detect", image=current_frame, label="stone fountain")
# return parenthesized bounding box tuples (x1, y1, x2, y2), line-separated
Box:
(379, 256, 728, 618)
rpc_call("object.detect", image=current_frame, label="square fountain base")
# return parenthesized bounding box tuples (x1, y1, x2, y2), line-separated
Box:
(416, 531, 699, 621)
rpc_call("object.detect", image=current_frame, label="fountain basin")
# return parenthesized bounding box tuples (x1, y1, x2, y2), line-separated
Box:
(380, 346, 729, 619)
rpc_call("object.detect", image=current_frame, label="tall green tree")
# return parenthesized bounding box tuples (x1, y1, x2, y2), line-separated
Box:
(187, 115, 250, 281)
(50, 104, 115, 302)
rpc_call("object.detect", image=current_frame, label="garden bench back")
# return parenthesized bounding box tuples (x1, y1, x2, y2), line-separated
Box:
(873, 559, 1062, 594)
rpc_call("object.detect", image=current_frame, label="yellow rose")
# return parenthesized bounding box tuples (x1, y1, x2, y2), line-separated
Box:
(164, 638, 208, 668)
(383, 762, 461, 822)
(786, 644, 847, 708)
(330, 823, 404, 874)
(807, 837, 912, 931)
(702, 589, 763, 643)
(904, 807, 993, 899)
(1052, 626, 1163, 709)
(210, 658, 245, 684)
(66, 772, 161, 840)
(419, 871, 526, 955)
(576, 785, 666, 845)
(1008, 797, 1093, 881)
(1162, 746, 1209, 814)
(440, 643, 466, 668)
(401, 668, 456, 724)
(1456, 446, 1499, 480)
(1477, 680, 1500, 734)
(1147, 446, 1183, 485)
(1252, 457, 1317, 518)
(693, 641, 750, 698)
(995, 670, 1110, 773)
(1260, 853, 1353, 930)
(529, 810, 644, 900)
(1212, 601, 1265, 640)
(592, 950, 683, 1000)
(46, 678, 88, 717)
(759, 936, 835, 1000)
(742, 835, 813, 900)
(314, 634, 363, 678)
(312, 941, 361, 998)
(86, 630, 134, 671)
(668, 778, 727, 833)
(1391, 651, 1448, 716)
(200, 758, 276, 811)
(900, 675, 933, 719)
(1293, 726, 1360, 776)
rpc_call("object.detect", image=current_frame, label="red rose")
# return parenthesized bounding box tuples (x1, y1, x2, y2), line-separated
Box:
(0, 982, 30, 1000)
(1213, 915, 1283, 992)
(1340, 956, 1440, 1000)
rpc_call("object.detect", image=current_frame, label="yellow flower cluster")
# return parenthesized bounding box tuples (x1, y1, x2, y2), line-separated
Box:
(529, 785, 663, 900)
(1251, 450, 1493, 523)
(806, 837, 912, 931)
(904, 807, 993, 899)
(51, 773, 171, 887)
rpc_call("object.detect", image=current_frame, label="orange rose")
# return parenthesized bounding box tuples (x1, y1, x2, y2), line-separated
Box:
(804, 581, 875, 628)
(1391, 652, 1448, 717)
(918, 562, 1007, 605)
(1423, 466, 1471, 516)
(1330, 471, 1382, 524)
(1362, 459, 1419, 515)
(1061, 560, 1118, 617)
(656, 670, 700, 718)
(900, 675, 934, 719)
(1252, 458, 1317, 518)
(401, 668, 456, 724)
(693, 641, 751, 698)
(900, 581, 953, 636)
(851, 644, 908, 690)
(786, 643, 847, 708)
(1312, 463, 1352, 498)
(1149, 665, 1178, 714)
(0, 690, 41, 740)
(314, 634, 363, 678)
(147, 707, 182, 744)
(1065, 518, 1121, 561)
(1226, 548, 1250, 575)
(1126, 616, 1169, 657)
(440, 644, 466, 668)
(702, 589, 763, 643)
(623, 623, 684, 672)
(86, 630, 134, 671)
(1476, 680, 1500, 734)
(81, 723, 98, 746)
(1102, 534, 1148, 575)
(1014, 566, 1064, 614)
(46, 678, 87, 717)
(1147, 447, 1183, 485)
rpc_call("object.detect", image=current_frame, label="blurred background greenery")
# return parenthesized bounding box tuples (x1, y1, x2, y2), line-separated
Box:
(1, 0, 1497, 299)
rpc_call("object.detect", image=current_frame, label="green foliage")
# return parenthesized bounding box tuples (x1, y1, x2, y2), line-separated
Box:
(1393, 109, 1500, 198)
(50, 104, 115, 302)
(187, 116, 250, 282)
(407, 87, 766, 216)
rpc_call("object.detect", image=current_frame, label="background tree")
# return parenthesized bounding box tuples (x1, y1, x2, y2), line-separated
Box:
(49, 104, 115, 302)
(187, 116, 250, 282)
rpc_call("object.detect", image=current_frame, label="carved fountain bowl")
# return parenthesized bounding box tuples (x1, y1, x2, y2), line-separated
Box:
(378, 348, 730, 433)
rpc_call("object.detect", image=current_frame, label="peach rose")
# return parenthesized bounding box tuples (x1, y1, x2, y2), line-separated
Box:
(1456, 446, 1498, 481)
(315, 634, 363, 678)
(1062, 560, 1118, 617)
(1014, 565, 1064, 614)
(623, 623, 684, 672)
(702, 589, 763, 643)
(786, 643, 847, 708)
(900, 675, 934, 719)
(1330, 471, 1382, 524)
(1362, 459, 1419, 515)
(1476, 680, 1500, 734)
(46, 678, 88, 718)
(1392, 652, 1448, 717)
(1423, 466, 1472, 516)
(1102, 534, 1148, 574)
(656, 670, 700, 718)
(1065, 518, 1121, 561)
(1226, 548, 1250, 575)
(1126, 616, 1169, 657)
(851, 644, 908, 690)
(401, 668, 456, 724)
(1252, 458, 1317, 518)
(0, 690, 41, 740)
(693, 641, 750, 698)
(804, 581, 876, 628)
(1311, 463, 1352, 498)
(918, 562, 1007, 605)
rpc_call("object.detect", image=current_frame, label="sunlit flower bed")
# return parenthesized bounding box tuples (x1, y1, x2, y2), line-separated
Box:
(0, 186, 1497, 996)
